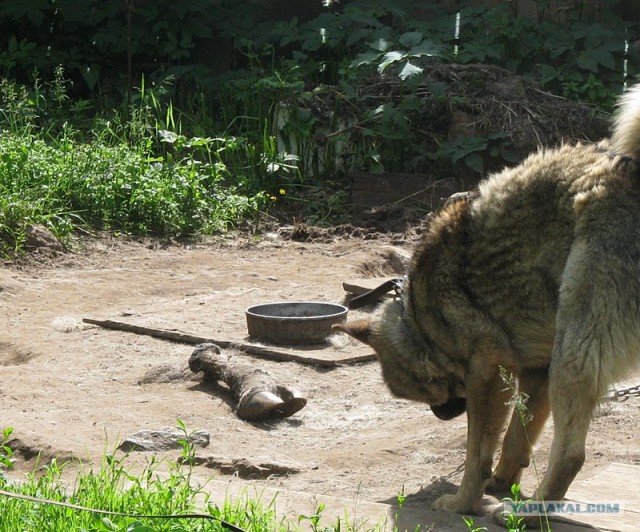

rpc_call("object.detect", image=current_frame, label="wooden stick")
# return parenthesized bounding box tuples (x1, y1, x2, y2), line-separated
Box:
(83, 318, 231, 346)
(81, 318, 373, 366)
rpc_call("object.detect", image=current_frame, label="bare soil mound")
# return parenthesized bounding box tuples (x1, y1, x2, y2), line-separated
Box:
(1, 230, 638, 530)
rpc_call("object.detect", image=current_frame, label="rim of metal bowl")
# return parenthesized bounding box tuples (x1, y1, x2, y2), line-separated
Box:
(245, 301, 348, 321)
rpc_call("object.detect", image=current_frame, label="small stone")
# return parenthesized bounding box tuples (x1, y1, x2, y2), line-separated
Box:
(25, 224, 64, 251)
(118, 428, 210, 452)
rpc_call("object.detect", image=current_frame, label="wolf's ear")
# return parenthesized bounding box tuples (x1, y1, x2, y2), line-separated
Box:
(332, 320, 372, 345)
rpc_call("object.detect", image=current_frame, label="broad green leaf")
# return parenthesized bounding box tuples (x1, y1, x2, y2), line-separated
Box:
(377, 51, 405, 73)
(158, 130, 180, 144)
(369, 37, 390, 52)
(80, 65, 100, 91)
(399, 31, 423, 48)
(576, 52, 599, 73)
(399, 61, 423, 80)
(464, 153, 484, 173)
(592, 48, 616, 70)
(350, 50, 382, 68)
(346, 28, 372, 46)
(409, 40, 442, 58)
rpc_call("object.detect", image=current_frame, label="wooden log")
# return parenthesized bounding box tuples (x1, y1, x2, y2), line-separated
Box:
(189, 343, 307, 421)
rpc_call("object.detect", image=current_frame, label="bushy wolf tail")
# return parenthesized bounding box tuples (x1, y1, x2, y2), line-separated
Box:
(610, 84, 640, 161)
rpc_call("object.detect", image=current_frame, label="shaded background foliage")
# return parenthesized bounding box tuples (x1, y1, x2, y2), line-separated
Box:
(1, 1, 637, 97)
(0, 0, 639, 182)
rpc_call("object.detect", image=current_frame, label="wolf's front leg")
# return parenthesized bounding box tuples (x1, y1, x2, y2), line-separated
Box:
(432, 368, 511, 514)
(486, 369, 550, 495)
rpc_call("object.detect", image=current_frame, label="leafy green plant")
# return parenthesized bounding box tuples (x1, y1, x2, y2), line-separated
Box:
(452, 3, 634, 110)
(391, 486, 422, 532)
(351, 31, 446, 81)
(0, 435, 262, 531)
(462, 516, 488, 532)
(175, 419, 197, 467)
(0, 76, 279, 257)
(0, 427, 14, 473)
(500, 484, 529, 532)
(298, 502, 327, 531)
(0, 77, 36, 134)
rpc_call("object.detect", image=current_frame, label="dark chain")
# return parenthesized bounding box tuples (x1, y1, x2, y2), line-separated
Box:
(606, 383, 640, 402)
(392, 276, 405, 299)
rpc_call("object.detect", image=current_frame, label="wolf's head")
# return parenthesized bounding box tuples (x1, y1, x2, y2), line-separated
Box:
(334, 299, 466, 420)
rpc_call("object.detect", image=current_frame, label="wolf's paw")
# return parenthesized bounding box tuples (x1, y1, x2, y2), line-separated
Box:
(485, 475, 514, 495)
(492, 504, 544, 529)
(432, 493, 478, 515)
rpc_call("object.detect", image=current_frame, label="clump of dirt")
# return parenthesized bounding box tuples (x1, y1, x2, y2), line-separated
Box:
(364, 63, 611, 157)
(292, 63, 610, 188)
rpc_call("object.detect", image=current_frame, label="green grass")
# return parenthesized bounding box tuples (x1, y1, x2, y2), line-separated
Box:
(0, 127, 273, 257)
(0, 129, 270, 250)
(0, 425, 432, 532)
(0, 424, 288, 532)
(1, 459, 395, 532)
(0, 456, 283, 531)
(0, 76, 280, 258)
(0, 426, 399, 532)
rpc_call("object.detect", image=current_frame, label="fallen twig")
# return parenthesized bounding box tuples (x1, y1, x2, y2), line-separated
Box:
(82, 318, 374, 366)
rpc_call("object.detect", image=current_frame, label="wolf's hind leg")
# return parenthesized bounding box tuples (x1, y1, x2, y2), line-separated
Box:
(533, 361, 595, 502)
(534, 240, 616, 502)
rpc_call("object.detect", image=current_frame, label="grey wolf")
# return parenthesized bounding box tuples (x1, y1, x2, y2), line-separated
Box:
(334, 86, 640, 516)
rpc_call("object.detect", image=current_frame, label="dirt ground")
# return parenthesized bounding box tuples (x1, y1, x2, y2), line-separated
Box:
(1, 227, 639, 531)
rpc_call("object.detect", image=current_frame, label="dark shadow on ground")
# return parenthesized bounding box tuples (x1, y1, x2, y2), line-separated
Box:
(380, 479, 601, 531)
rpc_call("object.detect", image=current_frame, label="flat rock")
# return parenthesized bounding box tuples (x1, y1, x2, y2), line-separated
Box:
(25, 224, 64, 251)
(118, 428, 210, 452)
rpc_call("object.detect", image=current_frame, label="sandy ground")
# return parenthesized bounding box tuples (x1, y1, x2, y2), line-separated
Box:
(1, 230, 639, 531)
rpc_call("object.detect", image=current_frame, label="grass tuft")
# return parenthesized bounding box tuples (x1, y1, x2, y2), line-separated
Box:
(0, 432, 278, 531)
(0, 75, 279, 258)
(0, 425, 408, 532)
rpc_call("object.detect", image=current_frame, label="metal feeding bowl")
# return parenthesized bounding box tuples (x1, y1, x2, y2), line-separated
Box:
(245, 301, 348, 345)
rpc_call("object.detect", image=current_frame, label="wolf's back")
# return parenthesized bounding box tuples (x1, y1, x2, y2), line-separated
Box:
(610, 85, 640, 160)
